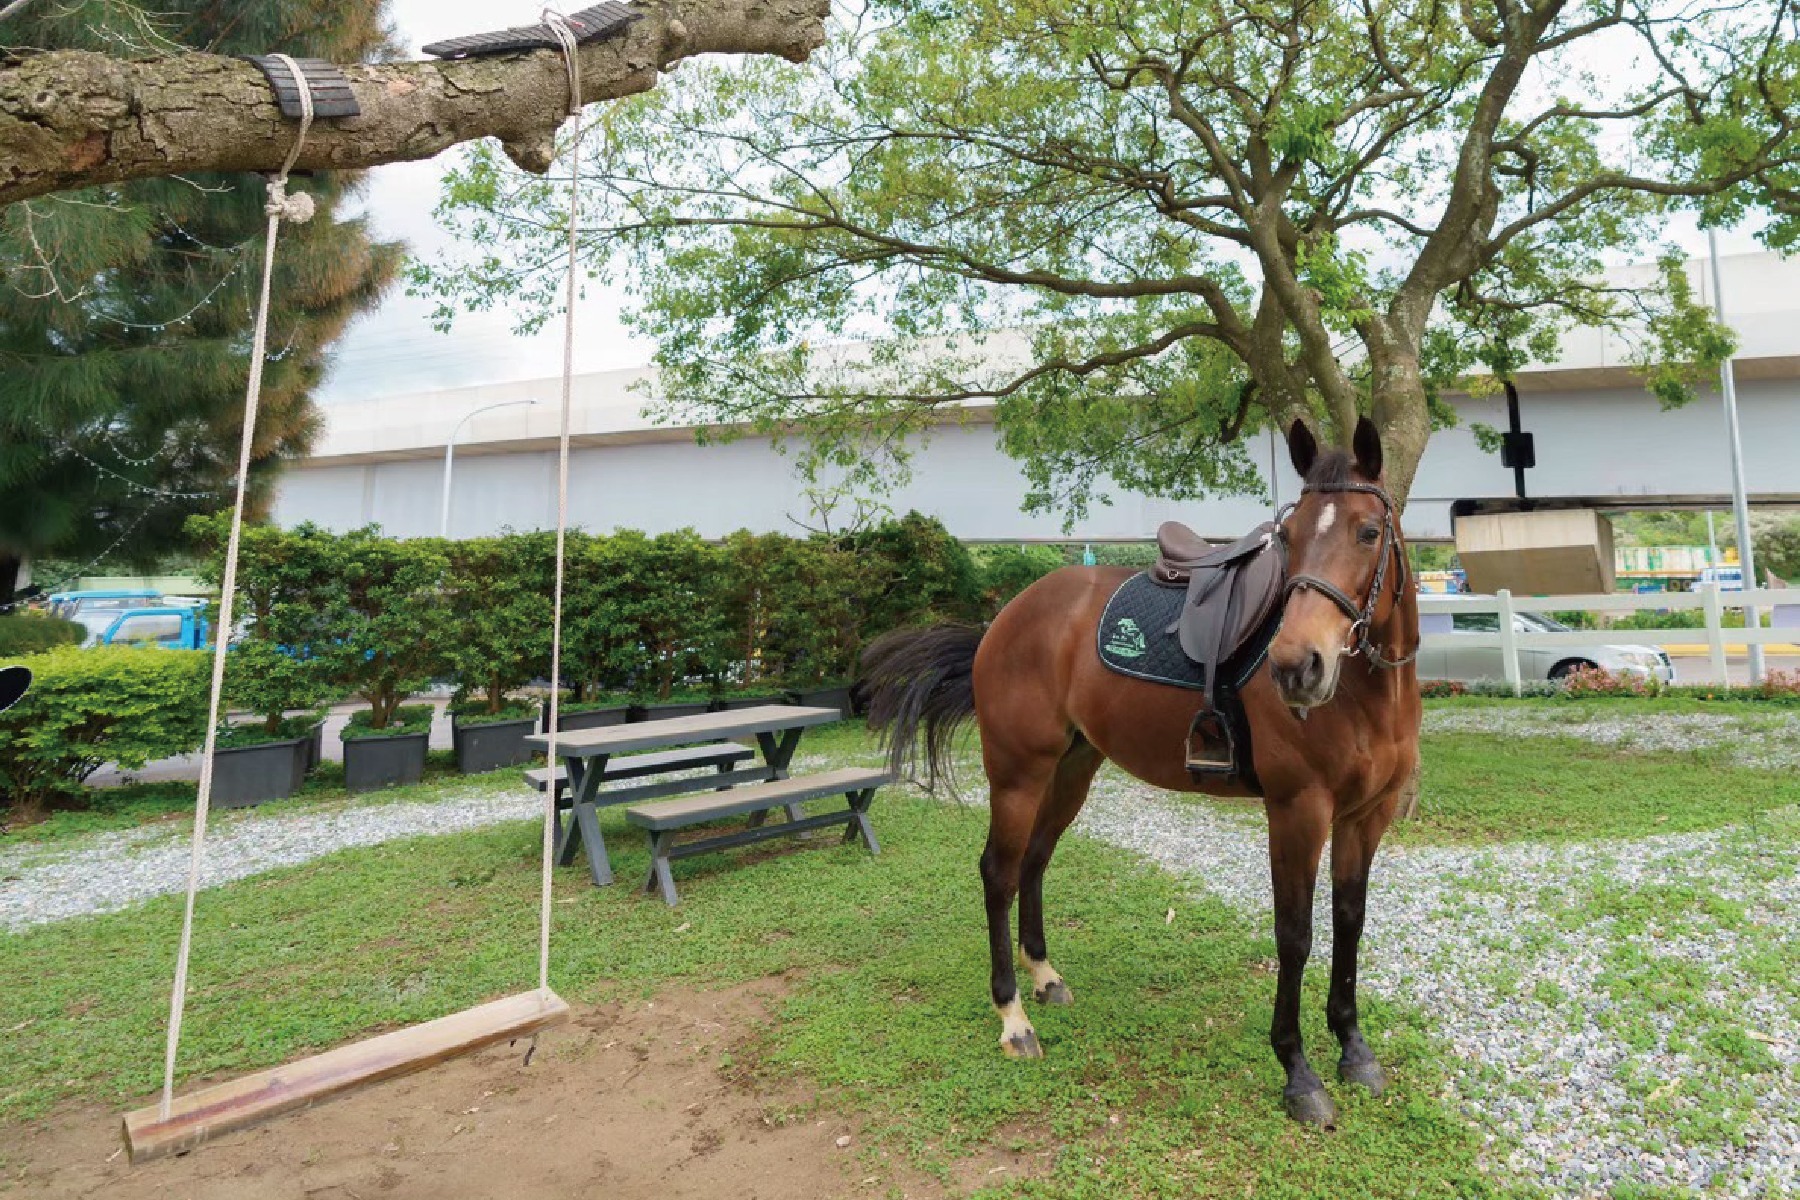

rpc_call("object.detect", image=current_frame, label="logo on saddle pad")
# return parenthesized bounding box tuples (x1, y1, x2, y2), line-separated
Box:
(1105, 617, 1147, 659)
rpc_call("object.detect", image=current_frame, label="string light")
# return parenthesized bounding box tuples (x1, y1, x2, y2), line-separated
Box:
(0, 510, 151, 615)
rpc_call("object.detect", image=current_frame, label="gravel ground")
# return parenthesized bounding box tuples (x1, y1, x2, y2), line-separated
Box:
(1073, 774, 1800, 1197)
(4, 713, 1796, 1196)
(1424, 705, 1800, 769)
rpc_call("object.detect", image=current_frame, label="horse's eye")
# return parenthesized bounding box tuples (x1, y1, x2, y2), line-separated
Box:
(1358, 525, 1381, 545)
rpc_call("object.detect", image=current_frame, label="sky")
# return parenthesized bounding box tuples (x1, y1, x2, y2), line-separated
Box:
(316, 1, 1775, 407)
(315, 0, 646, 404)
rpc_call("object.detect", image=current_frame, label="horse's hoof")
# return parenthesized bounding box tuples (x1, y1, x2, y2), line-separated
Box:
(1034, 980, 1073, 1006)
(1338, 1058, 1386, 1096)
(1283, 1088, 1338, 1128)
(1001, 1030, 1043, 1059)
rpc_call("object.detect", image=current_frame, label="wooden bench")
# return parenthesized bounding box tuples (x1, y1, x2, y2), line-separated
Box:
(523, 742, 756, 803)
(626, 767, 891, 906)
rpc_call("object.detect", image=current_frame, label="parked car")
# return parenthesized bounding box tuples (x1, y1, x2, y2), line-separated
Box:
(76, 606, 210, 650)
(1417, 604, 1676, 685)
(47, 589, 161, 621)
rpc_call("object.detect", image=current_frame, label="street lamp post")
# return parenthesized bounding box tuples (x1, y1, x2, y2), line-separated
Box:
(440, 399, 537, 538)
(1707, 229, 1763, 683)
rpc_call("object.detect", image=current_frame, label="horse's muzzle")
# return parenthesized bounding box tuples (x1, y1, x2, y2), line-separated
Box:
(1271, 645, 1337, 710)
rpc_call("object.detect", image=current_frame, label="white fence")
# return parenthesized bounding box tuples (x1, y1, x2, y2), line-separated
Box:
(1416, 587, 1800, 693)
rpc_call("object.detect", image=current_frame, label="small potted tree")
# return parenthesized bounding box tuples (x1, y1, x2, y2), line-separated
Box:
(713, 531, 805, 711)
(445, 536, 550, 773)
(329, 529, 447, 792)
(620, 531, 731, 721)
(775, 540, 868, 716)
(551, 531, 635, 731)
(213, 641, 330, 808)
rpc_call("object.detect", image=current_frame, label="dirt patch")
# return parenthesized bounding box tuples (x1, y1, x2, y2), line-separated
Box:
(0, 981, 1004, 1200)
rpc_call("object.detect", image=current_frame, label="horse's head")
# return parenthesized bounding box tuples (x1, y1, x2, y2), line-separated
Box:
(1269, 418, 1408, 711)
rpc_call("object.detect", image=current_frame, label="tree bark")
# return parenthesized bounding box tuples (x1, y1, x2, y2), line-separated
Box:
(0, 0, 830, 207)
(0, 554, 19, 609)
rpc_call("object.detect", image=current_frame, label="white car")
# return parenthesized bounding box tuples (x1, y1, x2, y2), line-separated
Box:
(1418, 606, 1676, 685)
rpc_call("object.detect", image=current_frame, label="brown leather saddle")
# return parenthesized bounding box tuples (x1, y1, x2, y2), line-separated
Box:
(1150, 519, 1287, 781)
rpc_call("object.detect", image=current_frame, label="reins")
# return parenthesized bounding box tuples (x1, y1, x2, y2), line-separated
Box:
(1279, 481, 1417, 670)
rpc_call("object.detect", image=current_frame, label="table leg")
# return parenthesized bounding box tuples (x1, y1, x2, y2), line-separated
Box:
(554, 759, 587, 867)
(569, 754, 613, 886)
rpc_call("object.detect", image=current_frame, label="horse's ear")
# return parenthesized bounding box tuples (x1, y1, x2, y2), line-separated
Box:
(1353, 416, 1383, 480)
(1287, 420, 1318, 479)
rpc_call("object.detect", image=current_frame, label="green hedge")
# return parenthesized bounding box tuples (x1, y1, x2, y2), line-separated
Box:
(0, 612, 84, 656)
(190, 513, 1005, 716)
(0, 647, 209, 817)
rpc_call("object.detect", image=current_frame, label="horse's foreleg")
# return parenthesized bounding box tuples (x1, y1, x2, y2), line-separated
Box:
(1329, 798, 1398, 1096)
(1266, 790, 1334, 1126)
(1017, 738, 1102, 1007)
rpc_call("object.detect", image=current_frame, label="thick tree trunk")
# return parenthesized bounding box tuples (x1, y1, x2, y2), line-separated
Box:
(1365, 322, 1434, 510)
(0, 0, 829, 207)
(0, 554, 19, 609)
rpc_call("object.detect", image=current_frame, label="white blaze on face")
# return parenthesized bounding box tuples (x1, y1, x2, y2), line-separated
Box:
(1315, 502, 1338, 538)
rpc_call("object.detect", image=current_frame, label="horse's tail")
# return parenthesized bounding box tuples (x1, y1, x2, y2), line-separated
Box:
(859, 624, 984, 794)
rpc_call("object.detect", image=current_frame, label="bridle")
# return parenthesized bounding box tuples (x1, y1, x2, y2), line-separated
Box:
(1277, 481, 1417, 670)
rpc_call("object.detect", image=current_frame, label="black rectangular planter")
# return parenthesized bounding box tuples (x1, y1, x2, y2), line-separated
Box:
(541, 702, 632, 733)
(634, 700, 711, 722)
(452, 716, 538, 774)
(212, 736, 309, 809)
(342, 731, 429, 793)
(785, 685, 855, 717)
(710, 694, 787, 711)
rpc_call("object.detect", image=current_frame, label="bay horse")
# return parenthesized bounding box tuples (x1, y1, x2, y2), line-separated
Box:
(861, 418, 1421, 1126)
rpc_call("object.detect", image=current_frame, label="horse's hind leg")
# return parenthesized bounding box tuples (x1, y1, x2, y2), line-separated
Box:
(1018, 736, 1103, 1007)
(980, 746, 1062, 1059)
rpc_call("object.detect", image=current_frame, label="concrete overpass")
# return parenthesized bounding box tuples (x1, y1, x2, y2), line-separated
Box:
(276, 251, 1800, 543)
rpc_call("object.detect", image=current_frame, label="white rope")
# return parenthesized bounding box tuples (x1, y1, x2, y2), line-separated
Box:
(538, 10, 583, 997)
(157, 56, 316, 1121)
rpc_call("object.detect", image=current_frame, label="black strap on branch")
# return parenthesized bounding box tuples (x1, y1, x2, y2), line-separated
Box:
(422, 3, 639, 60)
(245, 57, 360, 119)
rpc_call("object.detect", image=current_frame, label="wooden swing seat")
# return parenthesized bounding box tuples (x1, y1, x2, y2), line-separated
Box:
(122, 988, 569, 1163)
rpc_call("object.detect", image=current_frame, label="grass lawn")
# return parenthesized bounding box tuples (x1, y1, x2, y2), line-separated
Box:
(0, 791, 1519, 1198)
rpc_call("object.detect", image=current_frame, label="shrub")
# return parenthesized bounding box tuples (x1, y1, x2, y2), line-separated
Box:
(1418, 679, 1468, 698)
(0, 612, 84, 655)
(444, 534, 553, 715)
(0, 647, 209, 819)
(327, 529, 449, 730)
(1557, 666, 1663, 699)
(189, 516, 341, 735)
(342, 703, 435, 740)
(971, 544, 1065, 618)
(840, 512, 983, 633)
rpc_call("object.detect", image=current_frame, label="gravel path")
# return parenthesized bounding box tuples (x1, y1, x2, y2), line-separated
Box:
(1423, 705, 1800, 769)
(0, 791, 540, 932)
(1074, 773, 1800, 1198)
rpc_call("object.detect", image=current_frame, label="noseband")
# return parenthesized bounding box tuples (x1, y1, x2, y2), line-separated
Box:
(1278, 482, 1417, 670)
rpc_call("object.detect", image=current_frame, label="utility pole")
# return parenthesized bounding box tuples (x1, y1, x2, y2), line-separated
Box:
(1707, 229, 1763, 683)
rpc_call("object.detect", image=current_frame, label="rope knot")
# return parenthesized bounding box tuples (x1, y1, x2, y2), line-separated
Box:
(265, 180, 315, 224)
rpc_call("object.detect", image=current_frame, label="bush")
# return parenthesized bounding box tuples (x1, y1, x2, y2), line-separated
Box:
(327, 530, 450, 730)
(444, 534, 553, 715)
(0, 612, 84, 655)
(343, 703, 435, 740)
(189, 516, 340, 735)
(0, 647, 209, 819)
(971, 544, 1065, 619)
(1557, 665, 1663, 698)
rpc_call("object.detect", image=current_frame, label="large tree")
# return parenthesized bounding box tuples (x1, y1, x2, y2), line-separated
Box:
(421, 0, 1797, 520)
(0, 0, 401, 603)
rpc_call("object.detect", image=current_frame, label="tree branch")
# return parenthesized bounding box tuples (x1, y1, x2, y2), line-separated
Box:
(0, 0, 829, 207)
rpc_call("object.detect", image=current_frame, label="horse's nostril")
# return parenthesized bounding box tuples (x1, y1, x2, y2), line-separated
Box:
(1305, 649, 1325, 688)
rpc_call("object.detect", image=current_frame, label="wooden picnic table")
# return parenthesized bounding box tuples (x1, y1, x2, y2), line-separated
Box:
(523, 705, 843, 887)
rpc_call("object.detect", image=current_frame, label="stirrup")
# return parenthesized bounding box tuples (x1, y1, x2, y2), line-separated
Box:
(1185, 709, 1235, 779)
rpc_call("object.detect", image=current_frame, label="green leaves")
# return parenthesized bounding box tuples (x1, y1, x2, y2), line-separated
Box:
(0, 646, 209, 817)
